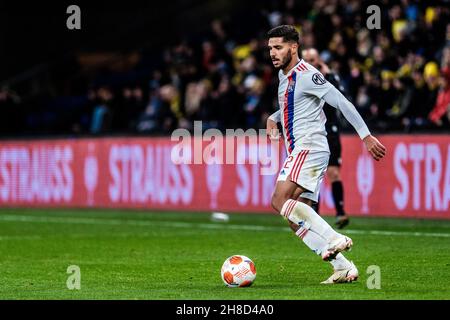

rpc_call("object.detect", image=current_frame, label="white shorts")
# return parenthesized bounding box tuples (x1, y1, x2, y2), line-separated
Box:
(277, 149, 329, 202)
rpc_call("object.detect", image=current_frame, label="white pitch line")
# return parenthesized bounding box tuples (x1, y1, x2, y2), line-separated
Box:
(0, 214, 282, 231)
(0, 214, 449, 238)
(0, 235, 42, 241)
(343, 229, 450, 238)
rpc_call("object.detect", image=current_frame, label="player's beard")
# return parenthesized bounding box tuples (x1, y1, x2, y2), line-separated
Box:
(279, 51, 292, 70)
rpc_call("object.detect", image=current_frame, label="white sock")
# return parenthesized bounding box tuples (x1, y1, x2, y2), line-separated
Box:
(295, 227, 328, 256)
(281, 199, 341, 242)
(329, 253, 352, 270)
(295, 227, 351, 270)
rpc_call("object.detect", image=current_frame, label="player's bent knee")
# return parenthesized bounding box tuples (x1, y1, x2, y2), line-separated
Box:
(271, 192, 289, 214)
(270, 194, 280, 213)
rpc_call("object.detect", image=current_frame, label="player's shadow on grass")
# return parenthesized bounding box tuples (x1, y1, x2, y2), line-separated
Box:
(218, 284, 301, 290)
(241, 281, 361, 289)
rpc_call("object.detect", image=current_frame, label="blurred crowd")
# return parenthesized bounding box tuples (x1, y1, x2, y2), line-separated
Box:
(1, 0, 449, 137)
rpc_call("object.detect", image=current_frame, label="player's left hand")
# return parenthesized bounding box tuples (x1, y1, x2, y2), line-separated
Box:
(266, 118, 280, 140)
(363, 135, 386, 161)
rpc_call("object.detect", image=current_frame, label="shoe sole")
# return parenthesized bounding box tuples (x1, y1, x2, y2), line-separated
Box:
(345, 275, 358, 282)
(320, 273, 358, 284)
(342, 268, 359, 283)
(322, 237, 353, 261)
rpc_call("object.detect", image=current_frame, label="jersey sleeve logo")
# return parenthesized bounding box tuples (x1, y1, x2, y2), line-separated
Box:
(312, 73, 327, 85)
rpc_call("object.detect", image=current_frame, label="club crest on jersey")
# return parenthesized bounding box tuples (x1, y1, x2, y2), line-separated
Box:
(312, 73, 327, 85)
(287, 81, 296, 92)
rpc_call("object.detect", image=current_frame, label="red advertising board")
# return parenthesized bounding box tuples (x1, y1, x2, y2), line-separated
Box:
(0, 135, 449, 218)
(320, 135, 450, 218)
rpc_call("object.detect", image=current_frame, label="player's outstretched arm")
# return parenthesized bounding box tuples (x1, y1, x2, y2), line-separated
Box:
(322, 87, 386, 161)
(266, 110, 281, 140)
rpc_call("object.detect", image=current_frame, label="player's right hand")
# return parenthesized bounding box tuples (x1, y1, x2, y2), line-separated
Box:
(363, 135, 386, 161)
(266, 119, 280, 140)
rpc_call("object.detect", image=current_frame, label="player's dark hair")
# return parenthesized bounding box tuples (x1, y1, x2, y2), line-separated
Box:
(267, 25, 300, 44)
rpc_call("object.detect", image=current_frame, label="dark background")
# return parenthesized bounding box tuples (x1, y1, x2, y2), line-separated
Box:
(1, 0, 449, 137)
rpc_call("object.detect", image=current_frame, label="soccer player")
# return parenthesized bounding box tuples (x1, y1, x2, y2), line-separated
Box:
(266, 25, 386, 284)
(302, 48, 349, 229)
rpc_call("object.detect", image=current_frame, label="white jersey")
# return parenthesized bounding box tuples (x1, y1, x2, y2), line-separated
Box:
(277, 59, 332, 153)
(270, 59, 370, 154)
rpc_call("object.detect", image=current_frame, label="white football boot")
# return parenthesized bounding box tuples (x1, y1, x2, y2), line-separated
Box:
(321, 261, 359, 284)
(321, 235, 353, 261)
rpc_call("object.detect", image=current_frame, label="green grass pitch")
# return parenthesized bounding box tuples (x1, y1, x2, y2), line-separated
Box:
(0, 208, 449, 300)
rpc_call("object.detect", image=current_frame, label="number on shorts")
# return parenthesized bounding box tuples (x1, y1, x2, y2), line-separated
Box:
(284, 156, 294, 169)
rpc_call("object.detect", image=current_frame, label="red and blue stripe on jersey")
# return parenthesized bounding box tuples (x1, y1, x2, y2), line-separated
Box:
(282, 63, 308, 153)
(283, 71, 297, 153)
